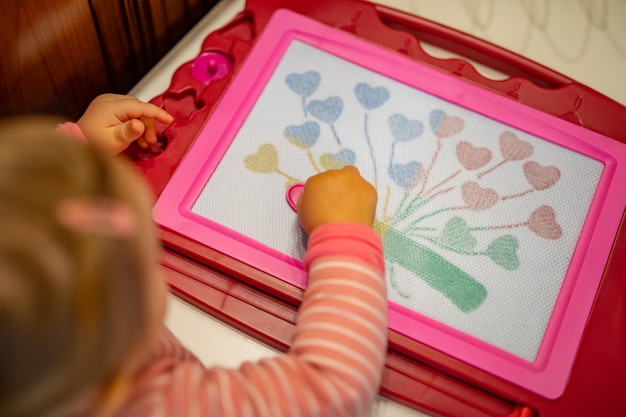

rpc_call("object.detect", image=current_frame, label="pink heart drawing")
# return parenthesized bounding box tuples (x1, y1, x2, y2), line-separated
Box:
(439, 117, 464, 138)
(523, 161, 561, 190)
(528, 205, 562, 239)
(499, 131, 534, 161)
(456, 141, 492, 170)
(461, 181, 499, 211)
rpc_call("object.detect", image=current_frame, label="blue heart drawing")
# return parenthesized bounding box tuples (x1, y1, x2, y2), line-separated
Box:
(331, 149, 356, 164)
(320, 149, 356, 170)
(388, 161, 422, 190)
(429, 109, 446, 133)
(285, 71, 321, 97)
(388, 113, 424, 142)
(284, 121, 320, 148)
(355, 83, 390, 110)
(429, 109, 464, 138)
(307, 97, 343, 124)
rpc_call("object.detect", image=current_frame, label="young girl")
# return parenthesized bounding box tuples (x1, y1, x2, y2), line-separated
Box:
(0, 94, 387, 417)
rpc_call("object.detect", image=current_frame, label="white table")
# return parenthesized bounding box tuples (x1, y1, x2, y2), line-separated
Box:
(129, 1, 626, 415)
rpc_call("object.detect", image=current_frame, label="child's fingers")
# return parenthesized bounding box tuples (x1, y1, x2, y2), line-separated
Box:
(113, 97, 173, 125)
(140, 116, 158, 144)
(128, 100, 173, 124)
(137, 137, 150, 149)
(341, 164, 360, 175)
(140, 102, 173, 124)
(114, 119, 145, 145)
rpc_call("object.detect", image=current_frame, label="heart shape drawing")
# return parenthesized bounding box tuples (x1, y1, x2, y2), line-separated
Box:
(456, 141, 492, 170)
(319, 149, 356, 170)
(440, 216, 477, 251)
(285, 71, 321, 97)
(388, 161, 422, 190)
(244, 144, 278, 173)
(528, 205, 562, 239)
(354, 83, 390, 110)
(486, 235, 519, 270)
(499, 131, 534, 161)
(307, 96, 343, 124)
(523, 161, 560, 190)
(284, 121, 320, 148)
(429, 109, 464, 138)
(461, 181, 498, 211)
(388, 113, 424, 142)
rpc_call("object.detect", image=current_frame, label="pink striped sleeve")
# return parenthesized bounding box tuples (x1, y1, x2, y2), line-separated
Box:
(120, 222, 387, 417)
(286, 222, 388, 415)
(303, 221, 385, 273)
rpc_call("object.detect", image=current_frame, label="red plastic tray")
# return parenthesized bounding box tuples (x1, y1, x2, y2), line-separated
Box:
(126, 1, 626, 416)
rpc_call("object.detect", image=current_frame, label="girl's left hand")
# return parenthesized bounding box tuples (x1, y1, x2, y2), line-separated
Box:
(77, 94, 174, 155)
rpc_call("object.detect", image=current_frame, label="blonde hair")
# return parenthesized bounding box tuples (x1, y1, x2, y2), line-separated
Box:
(0, 119, 152, 417)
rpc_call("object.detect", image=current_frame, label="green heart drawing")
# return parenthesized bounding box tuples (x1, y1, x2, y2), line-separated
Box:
(244, 144, 278, 173)
(485, 235, 519, 270)
(440, 217, 477, 251)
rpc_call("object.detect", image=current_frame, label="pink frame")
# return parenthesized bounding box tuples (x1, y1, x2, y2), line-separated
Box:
(154, 9, 626, 399)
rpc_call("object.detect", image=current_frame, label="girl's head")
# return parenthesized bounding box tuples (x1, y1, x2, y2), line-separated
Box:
(0, 119, 167, 417)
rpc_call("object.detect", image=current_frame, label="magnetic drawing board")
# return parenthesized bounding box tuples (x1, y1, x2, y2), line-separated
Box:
(154, 9, 626, 400)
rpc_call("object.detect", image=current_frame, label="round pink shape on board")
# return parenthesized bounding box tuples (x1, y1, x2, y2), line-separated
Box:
(286, 183, 304, 212)
(191, 52, 232, 85)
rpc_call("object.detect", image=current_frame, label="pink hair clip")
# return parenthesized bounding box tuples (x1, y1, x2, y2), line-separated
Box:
(55, 197, 136, 238)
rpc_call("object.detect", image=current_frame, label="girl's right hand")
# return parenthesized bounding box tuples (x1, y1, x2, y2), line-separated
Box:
(297, 165, 377, 234)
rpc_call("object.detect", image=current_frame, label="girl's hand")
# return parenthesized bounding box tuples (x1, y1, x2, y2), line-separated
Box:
(297, 165, 377, 234)
(77, 94, 173, 155)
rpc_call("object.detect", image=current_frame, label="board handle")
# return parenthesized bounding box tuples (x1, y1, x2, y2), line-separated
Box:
(369, 3, 626, 143)
(373, 4, 572, 89)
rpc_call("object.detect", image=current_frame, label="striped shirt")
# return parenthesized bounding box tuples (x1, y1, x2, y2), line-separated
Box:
(119, 222, 387, 417)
